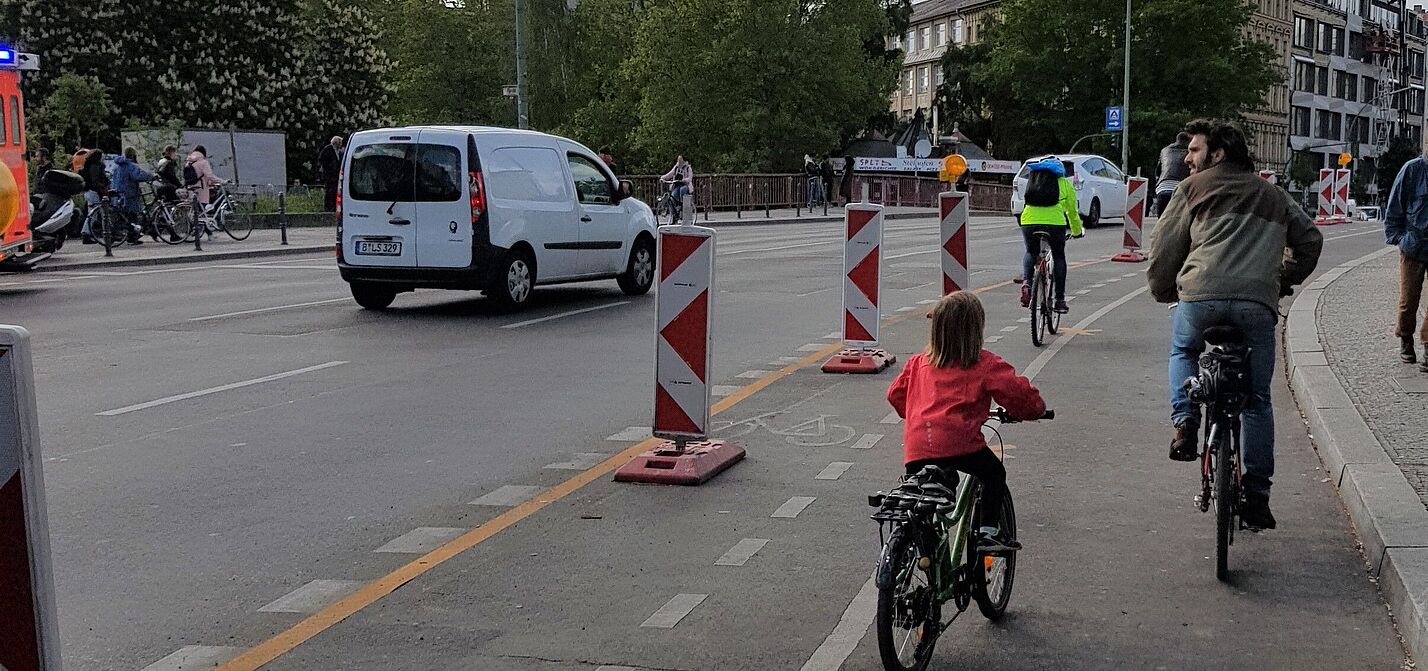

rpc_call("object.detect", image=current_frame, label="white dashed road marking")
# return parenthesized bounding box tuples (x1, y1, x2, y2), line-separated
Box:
(879, 411, 902, 424)
(737, 370, 773, 379)
(772, 496, 817, 518)
(850, 434, 883, 450)
(374, 527, 468, 554)
(986, 335, 1004, 343)
(714, 538, 770, 566)
(544, 453, 610, 470)
(823, 331, 842, 339)
(797, 343, 828, 352)
(713, 385, 740, 397)
(502, 301, 630, 329)
(815, 462, 855, 480)
(258, 580, 363, 614)
(605, 426, 651, 442)
(140, 646, 243, 671)
(188, 298, 349, 322)
(1000, 326, 1018, 332)
(96, 361, 348, 416)
(797, 580, 879, 671)
(641, 594, 709, 628)
(469, 485, 543, 507)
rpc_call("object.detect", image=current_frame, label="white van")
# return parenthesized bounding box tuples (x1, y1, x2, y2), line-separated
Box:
(337, 126, 659, 310)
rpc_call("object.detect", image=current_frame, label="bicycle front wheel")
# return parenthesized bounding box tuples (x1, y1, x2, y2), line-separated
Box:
(973, 488, 1017, 620)
(875, 526, 938, 671)
(222, 207, 252, 240)
(1211, 422, 1234, 582)
(1030, 269, 1047, 347)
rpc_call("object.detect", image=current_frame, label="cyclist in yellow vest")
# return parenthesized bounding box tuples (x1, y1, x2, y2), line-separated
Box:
(1019, 156, 1084, 312)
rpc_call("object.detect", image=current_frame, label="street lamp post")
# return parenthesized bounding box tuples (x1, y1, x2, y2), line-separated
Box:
(514, 0, 529, 129)
(1121, 0, 1131, 174)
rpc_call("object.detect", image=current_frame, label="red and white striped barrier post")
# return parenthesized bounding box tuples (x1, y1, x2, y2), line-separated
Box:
(615, 225, 744, 485)
(1258, 169, 1277, 184)
(1315, 168, 1334, 226)
(1112, 177, 1148, 263)
(0, 326, 62, 671)
(1333, 168, 1352, 223)
(939, 191, 969, 295)
(823, 203, 896, 374)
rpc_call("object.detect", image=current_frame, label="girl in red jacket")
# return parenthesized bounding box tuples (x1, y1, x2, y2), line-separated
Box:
(887, 291, 1046, 550)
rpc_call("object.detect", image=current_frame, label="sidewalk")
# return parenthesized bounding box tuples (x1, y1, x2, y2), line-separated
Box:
(25, 205, 953, 272)
(1286, 247, 1428, 665)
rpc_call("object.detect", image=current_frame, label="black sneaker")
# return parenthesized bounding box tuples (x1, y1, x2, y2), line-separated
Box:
(977, 526, 1022, 553)
(1169, 420, 1198, 462)
(1402, 337, 1418, 364)
(81, 235, 98, 245)
(1240, 493, 1276, 530)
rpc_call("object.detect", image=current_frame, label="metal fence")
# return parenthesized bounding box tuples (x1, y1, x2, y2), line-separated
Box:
(624, 173, 1013, 214)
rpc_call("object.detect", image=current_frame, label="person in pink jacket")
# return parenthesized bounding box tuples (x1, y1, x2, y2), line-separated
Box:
(184, 145, 225, 207)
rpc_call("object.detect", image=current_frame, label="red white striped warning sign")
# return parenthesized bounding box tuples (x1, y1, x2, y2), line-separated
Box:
(1124, 177, 1148, 249)
(841, 204, 883, 347)
(653, 226, 716, 440)
(939, 191, 969, 295)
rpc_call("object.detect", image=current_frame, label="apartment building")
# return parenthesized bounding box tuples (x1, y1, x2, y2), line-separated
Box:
(1289, 0, 1426, 183)
(1246, 1, 1295, 171)
(890, 0, 999, 121)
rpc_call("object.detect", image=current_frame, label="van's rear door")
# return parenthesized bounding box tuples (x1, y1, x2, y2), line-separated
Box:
(343, 135, 418, 267)
(413, 129, 472, 269)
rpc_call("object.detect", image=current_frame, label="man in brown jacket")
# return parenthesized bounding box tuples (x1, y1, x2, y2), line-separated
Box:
(1147, 119, 1324, 530)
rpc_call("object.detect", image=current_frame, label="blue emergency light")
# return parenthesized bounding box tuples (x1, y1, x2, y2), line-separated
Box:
(0, 47, 15, 66)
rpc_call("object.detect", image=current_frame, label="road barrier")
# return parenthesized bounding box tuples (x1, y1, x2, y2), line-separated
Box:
(1113, 177, 1148, 263)
(1315, 168, 1336, 226)
(0, 326, 62, 671)
(823, 203, 895, 374)
(939, 191, 969, 295)
(615, 225, 744, 485)
(1333, 168, 1352, 224)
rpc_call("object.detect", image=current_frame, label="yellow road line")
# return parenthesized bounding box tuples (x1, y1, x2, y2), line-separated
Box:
(216, 255, 1116, 670)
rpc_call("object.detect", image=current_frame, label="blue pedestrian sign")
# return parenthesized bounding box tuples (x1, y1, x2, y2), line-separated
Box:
(1105, 106, 1124, 132)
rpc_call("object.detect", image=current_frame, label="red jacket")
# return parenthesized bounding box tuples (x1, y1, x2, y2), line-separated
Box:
(887, 351, 1046, 463)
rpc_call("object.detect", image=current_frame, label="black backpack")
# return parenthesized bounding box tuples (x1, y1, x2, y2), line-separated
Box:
(1024, 169, 1061, 207)
(183, 161, 200, 187)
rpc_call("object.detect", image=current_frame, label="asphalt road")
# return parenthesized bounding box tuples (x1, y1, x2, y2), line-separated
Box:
(0, 215, 1407, 670)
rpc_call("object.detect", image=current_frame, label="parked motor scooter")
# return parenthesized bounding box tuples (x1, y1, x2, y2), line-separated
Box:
(29, 169, 84, 254)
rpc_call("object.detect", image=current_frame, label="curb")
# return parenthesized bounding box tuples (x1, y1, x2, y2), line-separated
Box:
(1284, 245, 1428, 665)
(33, 243, 333, 272)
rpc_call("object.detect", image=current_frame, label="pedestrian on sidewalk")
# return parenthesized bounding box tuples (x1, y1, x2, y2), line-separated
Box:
(1382, 155, 1428, 370)
(78, 148, 108, 244)
(154, 146, 182, 203)
(1147, 119, 1324, 530)
(109, 147, 155, 244)
(820, 157, 835, 208)
(804, 154, 823, 207)
(886, 291, 1046, 552)
(185, 146, 225, 220)
(1153, 132, 1191, 216)
(840, 155, 855, 205)
(318, 136, 344, 212)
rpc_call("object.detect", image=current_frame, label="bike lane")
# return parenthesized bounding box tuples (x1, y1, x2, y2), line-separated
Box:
(198, 225, 1403, 670)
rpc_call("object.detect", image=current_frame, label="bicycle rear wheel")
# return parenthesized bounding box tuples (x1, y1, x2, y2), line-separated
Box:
(1030, 268, 1047, 347)
(972, 488, 1017, 620)
(1212, 422, 1234, 582)
(875, 526, 938, 671)
(1044, 261, 1060, 336)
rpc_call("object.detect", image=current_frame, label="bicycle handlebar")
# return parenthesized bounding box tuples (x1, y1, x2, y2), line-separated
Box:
(988, 407, 1055, 424)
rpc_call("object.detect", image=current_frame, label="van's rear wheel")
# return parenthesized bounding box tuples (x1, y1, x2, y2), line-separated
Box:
(489, 249, 535, 309)
(350, 282, 397, 310)
(617, 237, 655, 296)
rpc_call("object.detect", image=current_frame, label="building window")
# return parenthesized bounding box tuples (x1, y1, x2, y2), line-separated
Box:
(1294, 16, 1314, 49)
(1315, 110, 1341, 140)
(1349, 31, 1365, 60)
(919, 26, 930, 51)
(904, 70, 913, 96)
(1291, 106, 1311, 136)
(1363, 76, 1378, 103)
(935, 22, 946, 47)
(1318, 24, 1343, 55)
(1410, 50, 1426, 76)
(1294, 61, 1315, 91)
(953, 18, 965, 45)
(906, 30, 916, 52)
(917, 66, 929, 93)
(1336, 71, 1357, 101)
(934, 68, 944, 87)
(1317, 66, 1329, 95)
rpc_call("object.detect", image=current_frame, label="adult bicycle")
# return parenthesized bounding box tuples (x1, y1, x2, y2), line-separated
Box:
(1183, 325, 1252, 582)
(84, 193, 132, 249)
(1028, 231, 1060, 347)
(867, 407, 1053, 671)
(146, 187, 195, 245)
(182, 185, 250, 242)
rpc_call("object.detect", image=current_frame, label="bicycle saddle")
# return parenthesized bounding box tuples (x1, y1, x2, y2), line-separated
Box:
(1032, 231, 1053, 239)
(1201, 325, 1245, 346)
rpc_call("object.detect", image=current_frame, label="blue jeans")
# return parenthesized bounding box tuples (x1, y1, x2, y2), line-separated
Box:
(1169, 300, 1277, 496)
(671, 184, 690, 202)
(81, 190, 100, 236)
(807, 178, 823, 206)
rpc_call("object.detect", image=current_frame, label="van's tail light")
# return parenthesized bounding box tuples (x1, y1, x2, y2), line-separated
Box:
(469, 171, 486, 223)
(335, 169, 345, 262)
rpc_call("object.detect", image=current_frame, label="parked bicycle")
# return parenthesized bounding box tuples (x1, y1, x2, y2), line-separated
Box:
(867, 407, 1053, 671)
(1183, 324, 1254, 581)
(1028, 231, 1060, 347)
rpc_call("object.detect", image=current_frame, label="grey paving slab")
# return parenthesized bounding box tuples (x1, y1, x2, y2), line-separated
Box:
(1340, 462, 1428, 571)
(1292, 365, 1355, 409)
(1383, 548, 1428, 671)
(1306, 406, 1393, 486)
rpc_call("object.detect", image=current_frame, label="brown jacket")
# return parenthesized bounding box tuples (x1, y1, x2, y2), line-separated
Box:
(1147, 163, 1322, 312)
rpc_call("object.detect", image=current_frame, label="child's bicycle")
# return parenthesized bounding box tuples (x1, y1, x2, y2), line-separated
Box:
(867, 406, 1054, 671)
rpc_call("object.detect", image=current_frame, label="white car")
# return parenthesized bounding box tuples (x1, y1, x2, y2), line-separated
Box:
(1010, 154, 1128, 227)
(338, 126, 659, 310)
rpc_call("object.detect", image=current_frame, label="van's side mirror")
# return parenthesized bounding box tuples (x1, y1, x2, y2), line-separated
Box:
(617, 179, 633, 202)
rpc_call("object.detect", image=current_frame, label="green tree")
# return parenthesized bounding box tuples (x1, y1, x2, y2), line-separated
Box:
(1375, 134, 1418, 199)
(623, 0, 897, 173)
(33, 73, 113, 148)
(960, 0, 1277, 174)
(385, 0, 514, 126)
(1286, 149, 1320, 192)
(559, 0, 643, 161)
